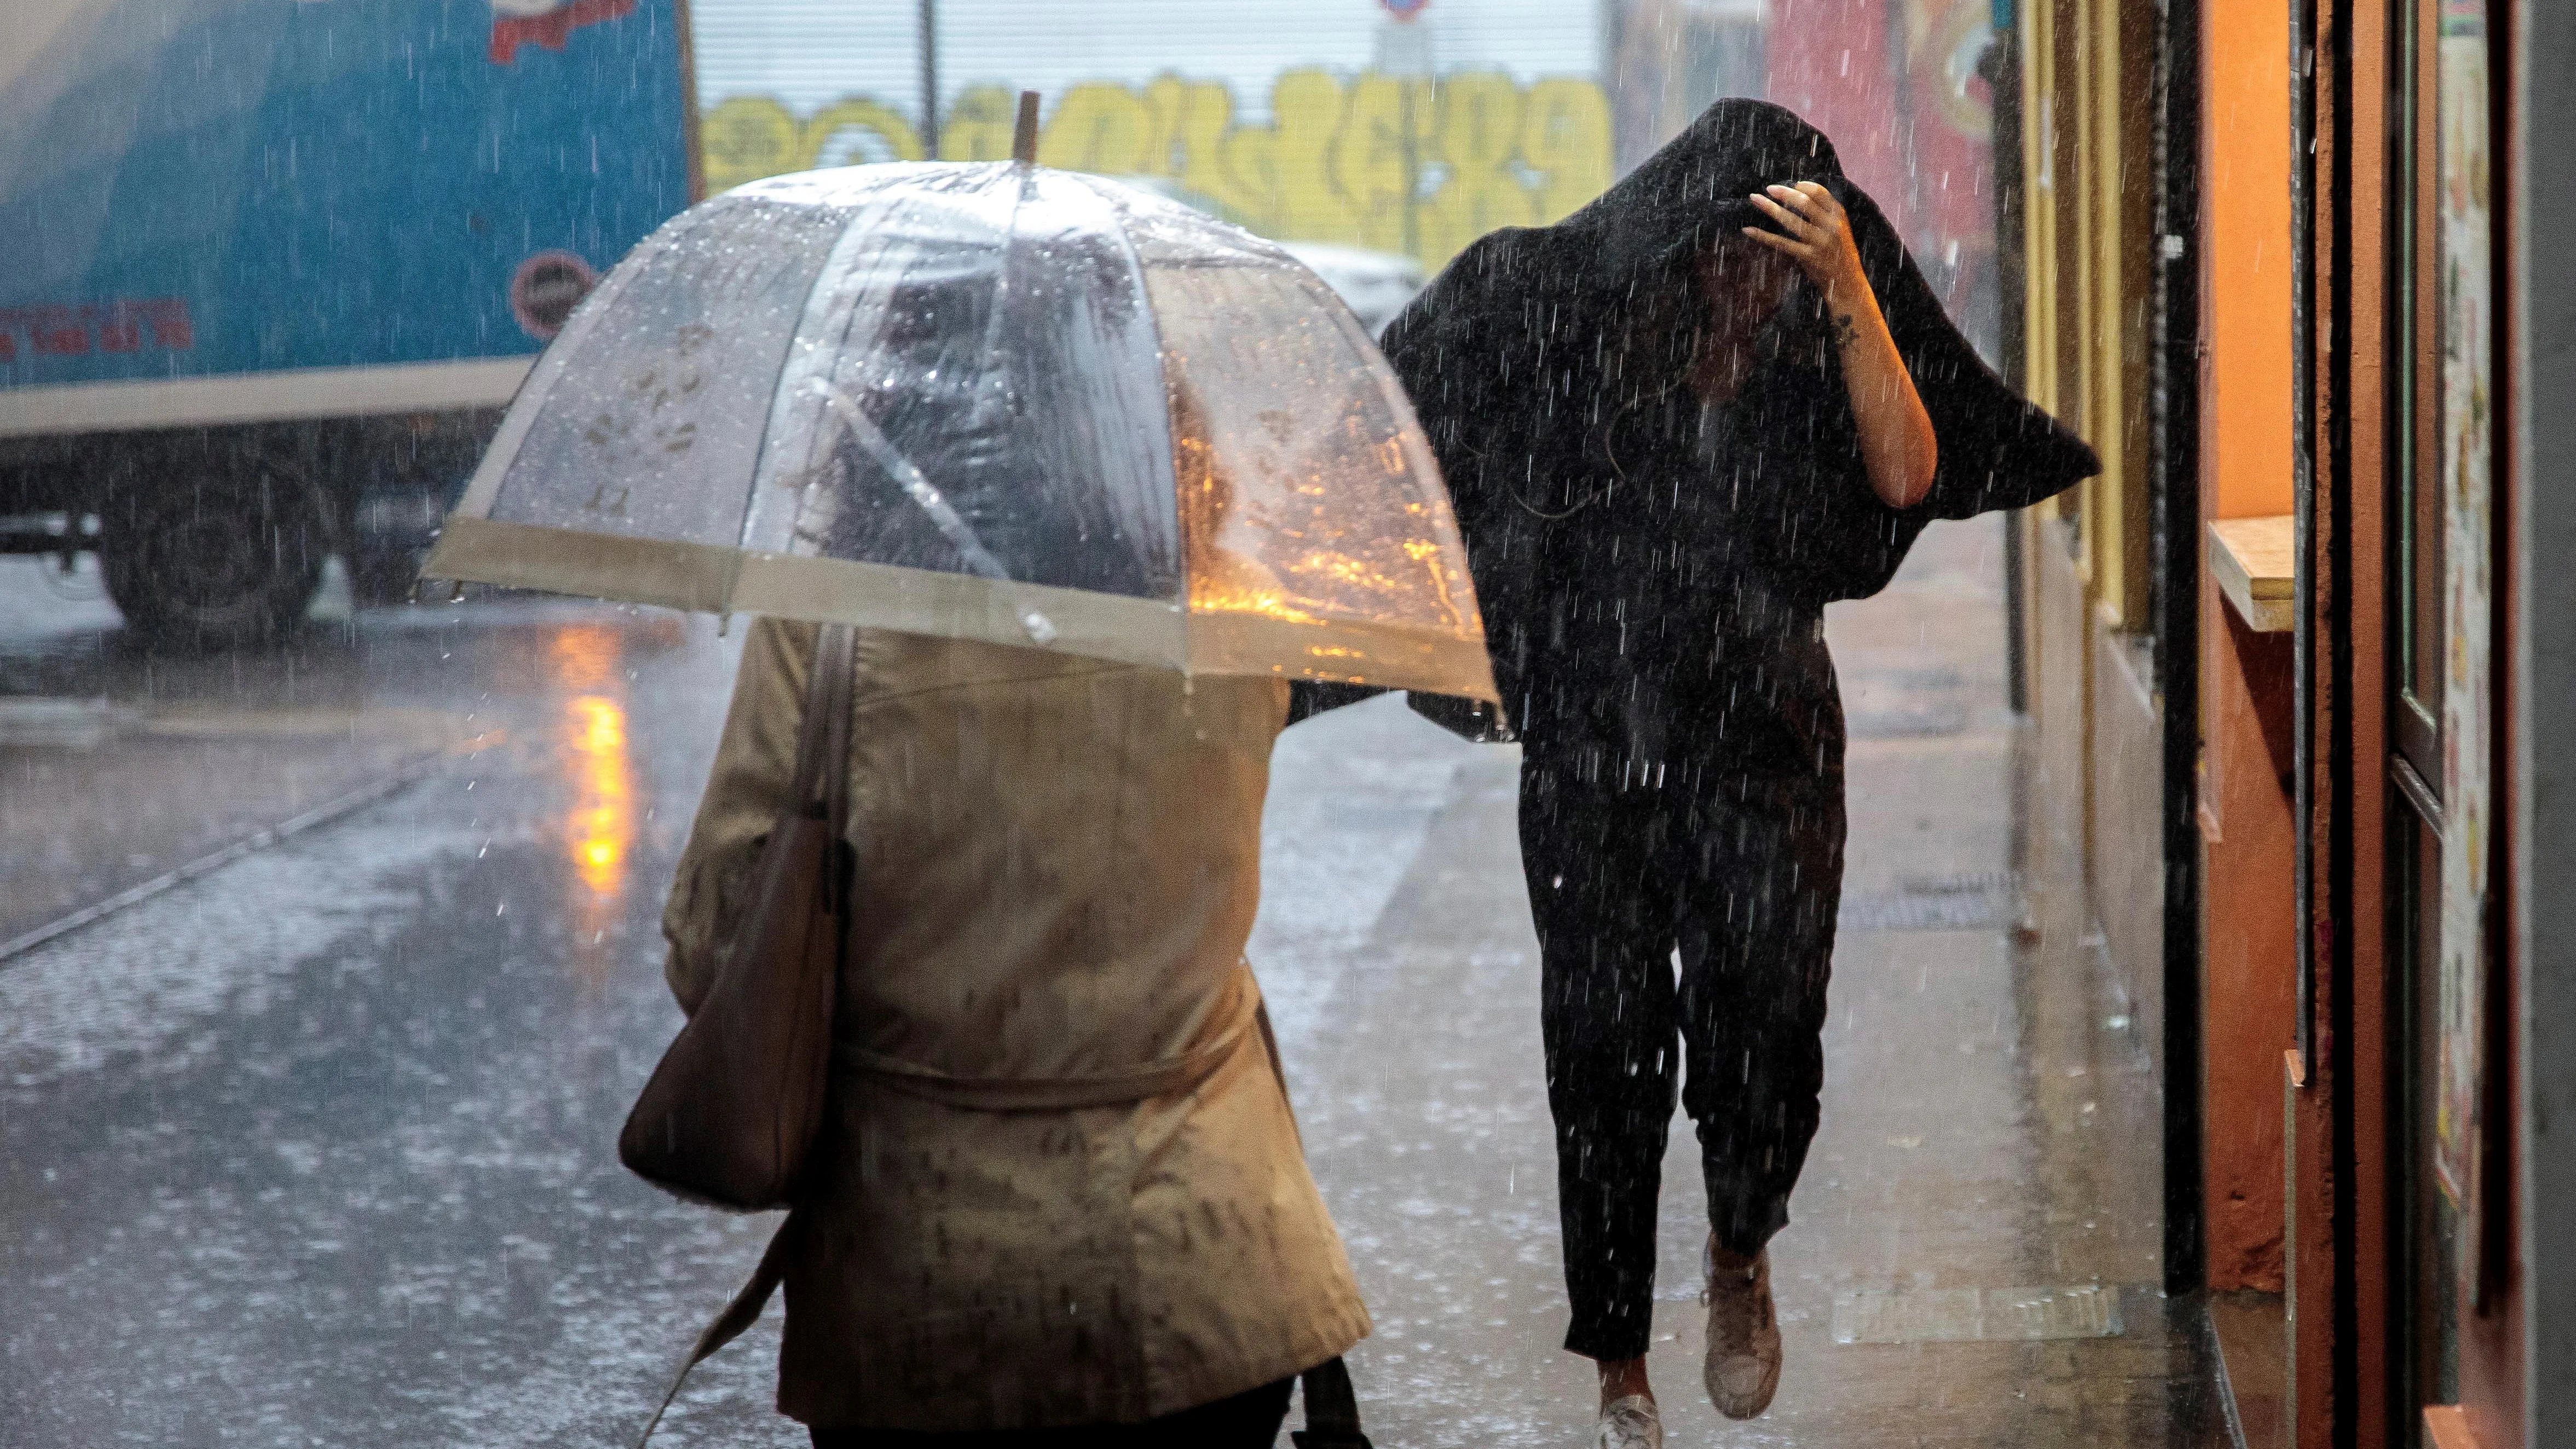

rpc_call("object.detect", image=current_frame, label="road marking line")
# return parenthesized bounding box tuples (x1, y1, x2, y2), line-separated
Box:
(0, 751, 455, 963)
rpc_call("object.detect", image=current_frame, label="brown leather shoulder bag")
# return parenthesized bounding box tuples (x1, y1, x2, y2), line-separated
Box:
(619, 622, 854, 1211)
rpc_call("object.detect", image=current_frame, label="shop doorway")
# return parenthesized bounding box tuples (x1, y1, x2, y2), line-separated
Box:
(2386, 1, 2498, 1441)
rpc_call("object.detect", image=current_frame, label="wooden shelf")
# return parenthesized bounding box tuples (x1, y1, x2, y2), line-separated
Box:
(2208, 515, 2296, 633)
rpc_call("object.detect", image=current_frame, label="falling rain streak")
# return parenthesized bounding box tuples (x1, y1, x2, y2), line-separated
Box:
(8, 0, 2504, 1443)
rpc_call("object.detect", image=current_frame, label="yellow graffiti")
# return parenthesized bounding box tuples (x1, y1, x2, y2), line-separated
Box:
(804, 97, 923, 168)
(1332, 72, 1430, 253)
(701, 95, 802, 189)
(942, 84, 1023, 163)
(1421, 72, 1537, 265)
(1521, 79, 1615, 228)
(1038, 82, 1155, 174)
(697, 70, 1614, 269)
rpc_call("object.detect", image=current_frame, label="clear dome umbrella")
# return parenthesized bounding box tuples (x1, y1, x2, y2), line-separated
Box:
(421, 139, 1495, 704)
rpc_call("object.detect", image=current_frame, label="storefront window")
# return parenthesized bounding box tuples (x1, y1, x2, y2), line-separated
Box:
(2430, 0, 2492, 1303)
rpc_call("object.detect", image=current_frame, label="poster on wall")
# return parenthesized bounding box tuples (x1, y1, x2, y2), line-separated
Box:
(2433, 0, 2492, 1297)
(1762, 0, 2001, 357)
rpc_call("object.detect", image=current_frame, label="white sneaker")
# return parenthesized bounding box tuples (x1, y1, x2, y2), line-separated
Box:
(1592, 1393, 1664, 1449)
(1702, 1237, 1783, 1418)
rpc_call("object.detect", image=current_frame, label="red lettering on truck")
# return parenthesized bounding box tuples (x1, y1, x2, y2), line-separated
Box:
(488, 0, 637, 65)
(0, 299, 195, 361)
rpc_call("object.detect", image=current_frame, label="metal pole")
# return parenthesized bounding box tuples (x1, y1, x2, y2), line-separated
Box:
(2148, 0, 2206, 1300)
(1401, 80, 1420, 261)
(1979, 21, 2030, 717)
(917, 0, 939, 159)
(2290, 0, 2317, 1090)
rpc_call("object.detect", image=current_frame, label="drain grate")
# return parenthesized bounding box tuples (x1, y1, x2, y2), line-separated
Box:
(1836, 870, 2021, 932)
(1830, 1284, 2126, 1344)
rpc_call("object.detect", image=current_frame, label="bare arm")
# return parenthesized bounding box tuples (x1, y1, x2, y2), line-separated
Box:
(1745, 182, 1939, 510)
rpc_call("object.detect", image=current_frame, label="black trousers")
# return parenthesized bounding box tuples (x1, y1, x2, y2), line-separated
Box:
(1520, 748, 1844, 1363)
(807, 1376, 1292, 1448)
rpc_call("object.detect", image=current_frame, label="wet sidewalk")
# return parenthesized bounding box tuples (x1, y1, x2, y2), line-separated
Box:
(0, 558, 652, 951)
(1281, 515, 2230, 1445)
(0, 518, 2229, 1446)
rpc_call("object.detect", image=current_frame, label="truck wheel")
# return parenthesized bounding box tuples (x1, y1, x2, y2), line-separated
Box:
(101, 471, 326, 646)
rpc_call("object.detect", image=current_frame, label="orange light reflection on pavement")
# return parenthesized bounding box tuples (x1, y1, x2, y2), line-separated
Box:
(564, 694, 632, 898)
(548, 623, 619, 691)
(539, 622, 639, 989)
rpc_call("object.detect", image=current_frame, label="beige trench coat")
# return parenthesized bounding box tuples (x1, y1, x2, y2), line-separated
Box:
(661, 619, 1368, 1431)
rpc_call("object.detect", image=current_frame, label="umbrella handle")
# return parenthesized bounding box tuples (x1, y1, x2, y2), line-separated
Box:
(801, 383, 1065, 648)
(1012, 91, 1039, 165)
(809, 383, 1011, 583)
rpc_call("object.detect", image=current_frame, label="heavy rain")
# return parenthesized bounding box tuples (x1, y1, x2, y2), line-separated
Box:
(3, 2, 2562, 1448)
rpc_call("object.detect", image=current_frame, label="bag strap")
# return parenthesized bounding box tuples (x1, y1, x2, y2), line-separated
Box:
(635, 624, 853, 1449)
(789, 624, 856, 828)
(632, 1217, 796, 1448)
(815, 625, 854, 910)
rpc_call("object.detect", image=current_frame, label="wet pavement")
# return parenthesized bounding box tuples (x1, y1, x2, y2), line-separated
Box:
(3, 558, 510, 949)
(0, 519, 2228, 1446)
(1286, 517, 2228, 1447)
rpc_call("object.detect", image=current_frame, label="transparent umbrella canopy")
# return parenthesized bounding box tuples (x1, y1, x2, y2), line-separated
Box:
(423, 159, 1496, 703)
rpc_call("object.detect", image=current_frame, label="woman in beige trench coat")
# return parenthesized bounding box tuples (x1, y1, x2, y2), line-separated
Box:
(661, 616, 1371, 1446)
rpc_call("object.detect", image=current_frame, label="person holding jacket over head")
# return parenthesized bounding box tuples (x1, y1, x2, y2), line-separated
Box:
(1380, 99, 2097, 1447)
(661, 610, 1370, 1447)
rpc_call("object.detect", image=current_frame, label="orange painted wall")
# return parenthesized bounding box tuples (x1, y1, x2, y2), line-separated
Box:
(2196, 0, 2298, 1292)
(2203, 9, 2298, 524)
(2199, 597, 2297, 1290)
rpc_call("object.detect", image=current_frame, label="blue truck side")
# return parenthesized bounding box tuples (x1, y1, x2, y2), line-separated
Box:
(0, 0, 694, 640)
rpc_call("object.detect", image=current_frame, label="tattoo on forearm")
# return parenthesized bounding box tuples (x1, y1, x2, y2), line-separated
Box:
(1830, 311, 1859, 350)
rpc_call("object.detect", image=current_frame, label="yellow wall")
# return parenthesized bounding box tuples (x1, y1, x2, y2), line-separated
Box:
(2022, 0, 2151, 631)
(697, 70, 1614, 270)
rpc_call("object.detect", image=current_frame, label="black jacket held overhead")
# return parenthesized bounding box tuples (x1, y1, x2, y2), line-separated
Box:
(1383, 99, 2098, 769)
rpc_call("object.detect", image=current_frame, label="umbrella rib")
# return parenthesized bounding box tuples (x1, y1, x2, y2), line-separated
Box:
(811, 382, 1013, 582)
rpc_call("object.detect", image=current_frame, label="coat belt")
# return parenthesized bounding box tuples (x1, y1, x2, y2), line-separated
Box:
(842, 965, 1261, 1111)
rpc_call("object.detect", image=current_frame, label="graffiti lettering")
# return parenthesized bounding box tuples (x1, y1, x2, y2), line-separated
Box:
(699, 70, 1614, 269)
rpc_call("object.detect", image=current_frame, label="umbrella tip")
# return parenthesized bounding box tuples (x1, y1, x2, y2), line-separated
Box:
(1012, 90, 1039, 166)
